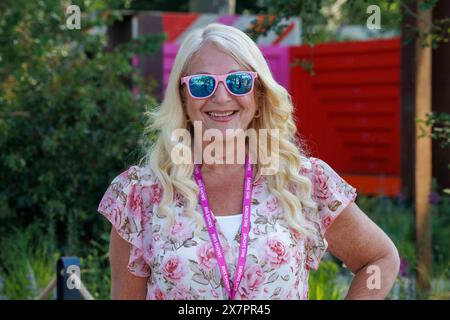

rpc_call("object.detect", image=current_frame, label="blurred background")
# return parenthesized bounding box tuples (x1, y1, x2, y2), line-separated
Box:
(0, 0, 448, 300)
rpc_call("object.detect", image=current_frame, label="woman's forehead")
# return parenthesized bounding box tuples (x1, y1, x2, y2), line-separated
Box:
(188, 43, 244, 74)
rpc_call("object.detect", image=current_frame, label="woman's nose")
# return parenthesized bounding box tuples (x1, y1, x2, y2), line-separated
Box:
(211, 81, 232, 102)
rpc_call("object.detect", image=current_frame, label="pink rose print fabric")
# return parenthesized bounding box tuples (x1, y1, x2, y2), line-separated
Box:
(98, 157, 357, 299)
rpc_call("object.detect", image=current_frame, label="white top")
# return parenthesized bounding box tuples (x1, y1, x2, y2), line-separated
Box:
(214, 212, 242, 245)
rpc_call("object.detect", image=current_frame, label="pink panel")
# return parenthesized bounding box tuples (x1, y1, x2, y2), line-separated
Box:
(260, 46, 290, 92)
(162, 43, 180, 96)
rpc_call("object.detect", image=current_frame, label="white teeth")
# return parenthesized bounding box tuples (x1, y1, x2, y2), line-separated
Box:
(206, 111, 235, 117)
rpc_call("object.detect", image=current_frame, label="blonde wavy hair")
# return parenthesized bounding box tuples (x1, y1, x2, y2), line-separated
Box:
(139, 23, 321, 245)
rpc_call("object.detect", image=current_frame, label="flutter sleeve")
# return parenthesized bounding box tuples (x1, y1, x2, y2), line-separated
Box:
(304, 157, 357, 270)
(97, 165, 156, 277)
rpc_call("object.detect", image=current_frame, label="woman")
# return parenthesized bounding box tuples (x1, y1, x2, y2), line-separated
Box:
(98, 23, 400, 300)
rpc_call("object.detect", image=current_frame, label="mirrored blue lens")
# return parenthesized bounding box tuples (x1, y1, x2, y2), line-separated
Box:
(189, 75, 215, 98)
(226, 72, 253, 95)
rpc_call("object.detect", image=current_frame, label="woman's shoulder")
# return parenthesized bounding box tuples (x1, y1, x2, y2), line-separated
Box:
(299, 155, 344, 177)
(299, 155, 312, 170)
(299, 155, 357, 204)
(104, 165, 163, 203)
(98, 164, 163, 226)
(299, 155, 324, 175)
(109, 165, 160, 189)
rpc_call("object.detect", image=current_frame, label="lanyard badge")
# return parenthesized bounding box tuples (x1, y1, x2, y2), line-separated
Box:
(193, 155, 253, 300)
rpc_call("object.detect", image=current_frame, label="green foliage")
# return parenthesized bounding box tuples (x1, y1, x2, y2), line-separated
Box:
(309, 259, 349, 300)
(246, 0, 448, 47)
(340, 0, 402, 29)
(79, 232, 112, 300)
(0, 220, 112, 300)
(308, 194, 450, 300)
(417, 112, 450, 150)
(430, 195, 450, 276)
(246, 0, 332, 45)
(0, 222, 58, 299)
(417, 112, 450, 195)
(0, 0, 164, 257)
(418, 0, 439, 12)
(245, 0, 401, 44)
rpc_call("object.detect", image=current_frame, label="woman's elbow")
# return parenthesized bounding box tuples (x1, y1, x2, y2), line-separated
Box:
(360, 241, 400, 278)
(382, 241, 401, 277)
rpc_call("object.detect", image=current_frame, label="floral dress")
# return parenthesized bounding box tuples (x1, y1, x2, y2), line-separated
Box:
(97, 157, 357, 300)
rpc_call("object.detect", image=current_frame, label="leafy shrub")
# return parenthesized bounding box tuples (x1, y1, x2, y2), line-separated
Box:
(0, 0, 163, 256)
(309, 258, 349, 300)
(0, 223, 58, 299)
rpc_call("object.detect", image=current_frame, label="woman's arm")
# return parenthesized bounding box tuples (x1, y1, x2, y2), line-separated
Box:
(109, 227, 148, 300)
(325, 202, 400, 299)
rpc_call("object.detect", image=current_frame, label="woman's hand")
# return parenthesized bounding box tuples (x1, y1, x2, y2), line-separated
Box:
(109, 227, 148, 299)
(325, 202, 400, 299)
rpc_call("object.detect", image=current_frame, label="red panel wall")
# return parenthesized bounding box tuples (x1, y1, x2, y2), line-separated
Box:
(290, 38, 401, 196)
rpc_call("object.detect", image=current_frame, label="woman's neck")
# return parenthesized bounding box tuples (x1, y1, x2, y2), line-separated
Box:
(198, 137, 249, 173)
(201, 162, 245, 174)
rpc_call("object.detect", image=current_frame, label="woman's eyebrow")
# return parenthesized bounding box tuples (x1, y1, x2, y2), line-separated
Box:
(192, 69, 242, 74)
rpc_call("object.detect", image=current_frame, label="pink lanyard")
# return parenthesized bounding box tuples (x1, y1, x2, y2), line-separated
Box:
(193, 155, 253, 300)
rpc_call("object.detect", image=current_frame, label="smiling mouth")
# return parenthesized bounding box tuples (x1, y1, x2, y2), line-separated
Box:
(205, 110, 238, 117)
(204, 110, 239, 122)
